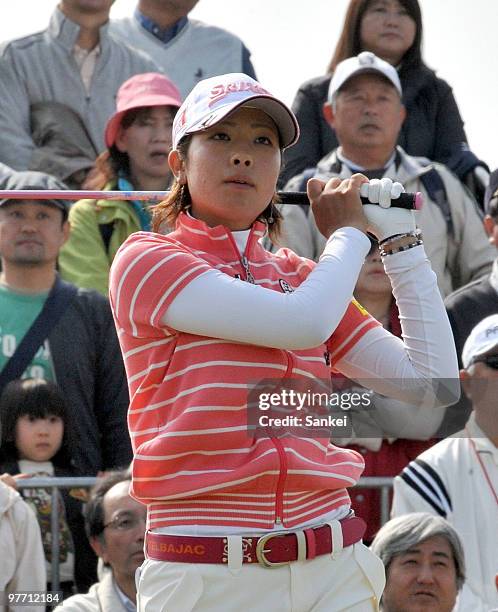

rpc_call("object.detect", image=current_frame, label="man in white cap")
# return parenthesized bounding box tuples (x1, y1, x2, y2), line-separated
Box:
(280, 52, 494, 300)
(391, 314, 498, 612)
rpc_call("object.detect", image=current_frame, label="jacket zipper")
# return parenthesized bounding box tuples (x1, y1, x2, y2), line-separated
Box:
(272, 351, 294, 523)
(272, 437, 288, 524)
(241, 255, 255, 284)
(226, 229, 256, 283)
(227, 226, 291, 524)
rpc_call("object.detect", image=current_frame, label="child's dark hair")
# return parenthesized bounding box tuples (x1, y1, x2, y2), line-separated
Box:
(0, 378, 73, 467)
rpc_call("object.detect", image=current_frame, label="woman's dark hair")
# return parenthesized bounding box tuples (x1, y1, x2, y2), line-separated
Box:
(0, 378, 72, 468)
(327, 0, 423, 73)
(151, 135, 283, 242)
(108, 107, 152, 177)
(87, 106, 176, 185)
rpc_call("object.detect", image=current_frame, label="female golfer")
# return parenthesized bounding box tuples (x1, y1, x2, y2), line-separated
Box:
(110, 73, 458, 611)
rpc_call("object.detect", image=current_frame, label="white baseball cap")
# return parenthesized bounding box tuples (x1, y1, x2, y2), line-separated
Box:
(462, 314, 498, 368)
(172, 73, 299, 150)
(328, 51, 402, 101)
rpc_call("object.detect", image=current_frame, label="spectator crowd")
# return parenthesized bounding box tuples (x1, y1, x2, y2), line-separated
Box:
(0, 1, 496, 611)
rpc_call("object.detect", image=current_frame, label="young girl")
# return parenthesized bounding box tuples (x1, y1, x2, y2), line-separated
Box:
(59, 72, 182, 296)
(0, 378, 96, 596)
(109, 72, 459, 611)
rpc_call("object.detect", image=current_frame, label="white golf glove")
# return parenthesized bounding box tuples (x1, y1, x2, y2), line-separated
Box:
(360, 178, 418, 241)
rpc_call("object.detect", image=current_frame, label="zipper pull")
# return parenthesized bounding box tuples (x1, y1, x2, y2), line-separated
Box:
(275, 516, 282, 525)
(324, 350, 330, 366)
(241, 255, 255, 284)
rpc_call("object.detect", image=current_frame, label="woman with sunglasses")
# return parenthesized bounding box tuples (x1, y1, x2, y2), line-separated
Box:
(109, 72, 459, 610)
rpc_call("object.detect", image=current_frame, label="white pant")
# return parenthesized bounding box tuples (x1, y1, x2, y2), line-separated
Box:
(136, 540, 385, 612)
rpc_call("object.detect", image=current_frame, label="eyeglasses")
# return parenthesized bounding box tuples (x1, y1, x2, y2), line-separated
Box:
(102, 513, 147, 532)
(472, 354, 498, 370)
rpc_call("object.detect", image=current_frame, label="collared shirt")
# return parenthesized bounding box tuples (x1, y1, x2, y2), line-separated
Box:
(134, 9, 187, 44)
(72, 44, 101, 93)
(113, 578, 136, 612)
(336, 147, 397, 179)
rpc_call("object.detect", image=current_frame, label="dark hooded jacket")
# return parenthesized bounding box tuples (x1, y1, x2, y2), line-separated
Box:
(281, 63, 484, 187)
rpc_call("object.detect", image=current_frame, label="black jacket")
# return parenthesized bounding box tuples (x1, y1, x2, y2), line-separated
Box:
(445, 273, 498, 368)
(47, 285, 132, 475)
(439, 272, 498, 436)
(281, 63, 483, 187)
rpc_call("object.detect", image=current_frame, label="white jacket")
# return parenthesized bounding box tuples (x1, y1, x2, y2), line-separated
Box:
(54, 571, 130, 612)
(0, 481, 46, 612)
(391, 414, 498, 612)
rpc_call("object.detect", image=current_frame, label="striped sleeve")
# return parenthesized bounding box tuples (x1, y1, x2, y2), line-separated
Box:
(327, 298, 381, 366)
(109, 232, 212, 338)
(397, 458, 452, 517)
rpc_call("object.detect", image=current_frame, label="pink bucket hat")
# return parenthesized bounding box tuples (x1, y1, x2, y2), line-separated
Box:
(172, 73, 299, 150)
(105, 72, 182, 148)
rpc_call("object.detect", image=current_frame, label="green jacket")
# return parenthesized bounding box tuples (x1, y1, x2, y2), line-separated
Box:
(59, 181, 144, 296)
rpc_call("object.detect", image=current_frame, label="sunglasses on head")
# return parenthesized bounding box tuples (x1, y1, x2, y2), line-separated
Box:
(472, 354, 498, 370)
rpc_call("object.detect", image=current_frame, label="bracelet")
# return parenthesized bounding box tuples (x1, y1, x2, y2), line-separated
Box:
(379, 231, 421, 247)
(380, 238, 423, 257)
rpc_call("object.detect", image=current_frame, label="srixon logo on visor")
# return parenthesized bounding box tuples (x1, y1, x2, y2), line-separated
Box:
(209, 81, 271, 106)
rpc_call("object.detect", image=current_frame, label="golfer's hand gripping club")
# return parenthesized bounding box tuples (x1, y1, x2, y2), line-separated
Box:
(360, 178, 419, 241)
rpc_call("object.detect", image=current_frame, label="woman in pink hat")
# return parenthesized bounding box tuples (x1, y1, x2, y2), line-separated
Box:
(59, 72, 182, 295)
(109, 72, 459, 610)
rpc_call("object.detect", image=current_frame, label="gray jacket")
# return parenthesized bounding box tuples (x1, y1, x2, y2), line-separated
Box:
(0, 8, 161, 170)
(281, 147, 495, 297)
(111, 16, 255, 99)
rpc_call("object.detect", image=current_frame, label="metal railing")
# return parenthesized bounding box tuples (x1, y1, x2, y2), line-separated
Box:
(18, 477, 97, 592)
(17, 475, 394, 590)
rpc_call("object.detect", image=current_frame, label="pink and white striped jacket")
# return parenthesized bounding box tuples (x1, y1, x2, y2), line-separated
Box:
(109, 212, 379, 529)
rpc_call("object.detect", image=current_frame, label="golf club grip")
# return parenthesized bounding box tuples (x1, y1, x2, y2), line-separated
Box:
(278, 191, 423, 210)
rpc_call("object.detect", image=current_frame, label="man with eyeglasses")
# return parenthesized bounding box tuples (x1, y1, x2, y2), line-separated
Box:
(55, 470, 146, 611)
(391, 314, 498, 612)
